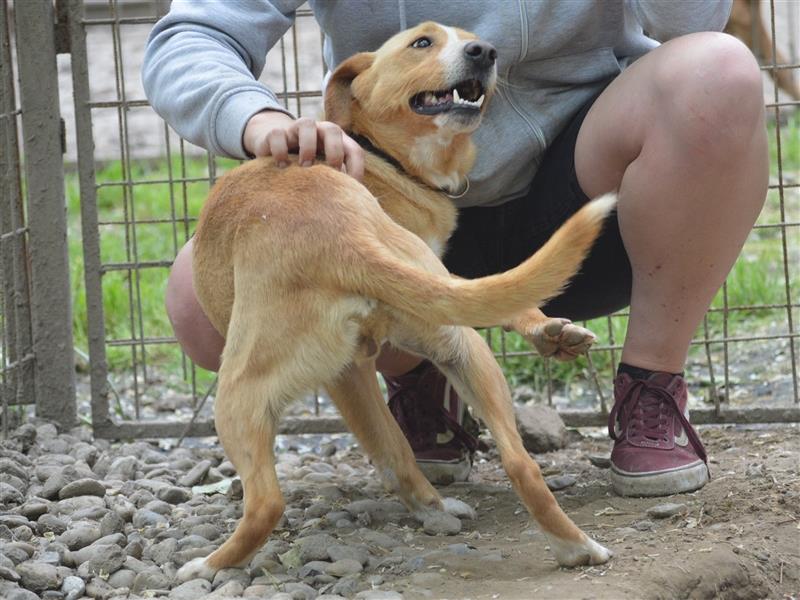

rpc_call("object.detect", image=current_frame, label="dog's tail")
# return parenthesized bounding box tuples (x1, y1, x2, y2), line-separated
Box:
(351, 192, 617, 328)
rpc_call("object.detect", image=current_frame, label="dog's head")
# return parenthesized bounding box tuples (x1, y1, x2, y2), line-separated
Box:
(325, 22, 497, 194)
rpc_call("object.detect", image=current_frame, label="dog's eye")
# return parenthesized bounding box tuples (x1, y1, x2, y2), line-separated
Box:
(410, 37, 432, 49)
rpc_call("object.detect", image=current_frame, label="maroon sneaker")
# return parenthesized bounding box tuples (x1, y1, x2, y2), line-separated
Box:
(384, 361, 484, 485)
(608, 372, 709, 497)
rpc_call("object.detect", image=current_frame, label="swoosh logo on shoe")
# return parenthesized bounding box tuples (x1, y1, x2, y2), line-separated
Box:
(437, 430, 454, 444)
(675, 406, 691, 447)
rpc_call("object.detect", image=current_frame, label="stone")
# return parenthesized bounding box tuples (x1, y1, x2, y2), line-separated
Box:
(170, 578, 212, 599)
(211, 567, 250, 589)
(343, 499, 406, 523)
(210, 580, 245, 597)
(646, 502, 687, 519)
(0, 581, 39, 600)
(359, 530, 402, 550)
(132, 509, 168, 529)
(145, 537, 178, 564)
(106, 568, 136, 589)
(156, 486, 192, 505)
(327, 544, 370, 566)
(106, 457, 138, 481)
(20, 501, 49, 520)
(545, 475, 577, 491)
(588, 454, 612, 469)
(422, 512, 461, 536)
(295, 533, 338, 562)
(299, 561, 331, 578)
(41, 472, 72, 501)
(53, 495, 105, 517)
(61, 575, 85, 600)
(84, 576, 117, 599)
(0, 483, 24, 506)
(283, 581, 318, 600)
(99, 511, 125, 537)
(355, 591, 403, 600)
(58, 479, 106, 499)
(325, 558, 363, 578)
(633, 520, 655, 531)
(57, 523, 102, 550)
(243, 584, 278, 597)
(441, 497, 476, 520)
(178, 460, 212, 487)
(0, 565, 20, 581)
(75, 544, 125, 578)
(514, 404, 568, 453)
(132, 568, 172, 593)
(331, 576, 360, 597)
(15, 561, 61, 592)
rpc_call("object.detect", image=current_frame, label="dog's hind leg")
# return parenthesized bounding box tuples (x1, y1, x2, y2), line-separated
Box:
(325, 361, 443, 516)
(395, 324, 612, 567)
(177, 303, 361, 582)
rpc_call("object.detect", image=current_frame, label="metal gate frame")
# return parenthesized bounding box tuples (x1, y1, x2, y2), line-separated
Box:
(1, 0, 76, 434)
(56, 0, 800, 438)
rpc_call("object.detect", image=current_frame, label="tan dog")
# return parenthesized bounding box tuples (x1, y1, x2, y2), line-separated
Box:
(178, 22, 613, 582)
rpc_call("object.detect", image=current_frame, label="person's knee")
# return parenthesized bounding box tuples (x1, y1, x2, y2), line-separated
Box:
(166, 239, 224, 372)
(652, 32, 764, 154)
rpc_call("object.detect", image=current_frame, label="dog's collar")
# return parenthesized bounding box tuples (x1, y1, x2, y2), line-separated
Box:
(349, 133, 469, 199)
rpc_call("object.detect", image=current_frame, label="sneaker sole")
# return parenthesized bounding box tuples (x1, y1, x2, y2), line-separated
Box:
(610, 460, 709, 497)
(416, 457, 472, 485)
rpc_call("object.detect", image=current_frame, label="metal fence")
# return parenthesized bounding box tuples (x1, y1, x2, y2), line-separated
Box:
(1, 0, 76, 436)
(1, 0, 798, 439)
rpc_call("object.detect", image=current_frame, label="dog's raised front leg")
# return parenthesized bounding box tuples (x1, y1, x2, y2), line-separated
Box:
(505, 307, 596, 362)
(400, 324, 611, 567)
(326, 361, 443, 516)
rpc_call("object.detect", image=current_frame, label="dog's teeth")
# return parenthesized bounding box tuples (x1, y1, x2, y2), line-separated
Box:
(476, 94, 485, 107)
(453, 88, 461, 103)
(425, 92, 436, 105)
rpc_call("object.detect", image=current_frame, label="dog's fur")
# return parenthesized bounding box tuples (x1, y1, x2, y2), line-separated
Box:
(726, 0, 800, 101)
(178, 22, 613, 581)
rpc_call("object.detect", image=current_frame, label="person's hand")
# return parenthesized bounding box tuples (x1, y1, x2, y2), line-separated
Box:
(243, 111, 365, 180)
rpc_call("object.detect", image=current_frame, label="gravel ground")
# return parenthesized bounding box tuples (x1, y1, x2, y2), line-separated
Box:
(1, 418, 798, 599)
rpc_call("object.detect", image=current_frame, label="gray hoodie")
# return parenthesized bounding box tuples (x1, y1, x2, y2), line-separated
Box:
(143, 0, 731, 208)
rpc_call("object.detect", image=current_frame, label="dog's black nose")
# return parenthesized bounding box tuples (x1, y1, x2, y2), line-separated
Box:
(464, 41, 497, 67)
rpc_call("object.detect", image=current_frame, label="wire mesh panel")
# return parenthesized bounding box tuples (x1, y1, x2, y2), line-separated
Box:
(0, 0, 36, 437)
(67, 0, 799, 439)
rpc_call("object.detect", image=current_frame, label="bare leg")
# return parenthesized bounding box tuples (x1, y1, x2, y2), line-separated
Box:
(575, 32, 768, 372)
(166, 238, 225, 372)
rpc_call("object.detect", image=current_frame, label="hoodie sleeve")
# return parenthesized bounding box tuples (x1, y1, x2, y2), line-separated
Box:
(142, 0, 306, 159)
(629, 1, 732, 41)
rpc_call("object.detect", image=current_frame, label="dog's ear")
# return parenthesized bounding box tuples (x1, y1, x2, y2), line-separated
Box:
(324, 52, 375, 130)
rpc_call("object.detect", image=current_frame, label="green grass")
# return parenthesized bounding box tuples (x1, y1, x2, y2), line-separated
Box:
(66, 114, 800, 395)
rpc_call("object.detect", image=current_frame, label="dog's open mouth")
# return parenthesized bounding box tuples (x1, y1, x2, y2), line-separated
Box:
(410, 79, 485, 115)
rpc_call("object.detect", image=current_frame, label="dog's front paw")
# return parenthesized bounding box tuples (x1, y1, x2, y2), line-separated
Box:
(546, 534, 613, 567)
(176, 557, 217, 583)
(525, 318, 596, 362)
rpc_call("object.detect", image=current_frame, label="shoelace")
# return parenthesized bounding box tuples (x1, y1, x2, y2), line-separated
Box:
(608, 379, 708, 466)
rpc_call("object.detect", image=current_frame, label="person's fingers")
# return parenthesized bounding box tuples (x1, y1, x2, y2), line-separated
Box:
(267, 129, 289, 166)
(295, 117, 318, 166)
(249, 134, 271, 157)
(342, 134, 365, 180)
(318, 121, 345, 171)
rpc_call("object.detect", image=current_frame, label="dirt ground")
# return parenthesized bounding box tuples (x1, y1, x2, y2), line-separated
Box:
(353, 425, 800, 600)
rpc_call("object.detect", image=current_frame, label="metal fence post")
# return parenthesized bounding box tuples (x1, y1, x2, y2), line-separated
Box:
(13, 0, 76, 429)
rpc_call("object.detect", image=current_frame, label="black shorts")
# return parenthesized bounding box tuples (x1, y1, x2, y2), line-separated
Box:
(443, 87, 631, 322)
